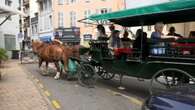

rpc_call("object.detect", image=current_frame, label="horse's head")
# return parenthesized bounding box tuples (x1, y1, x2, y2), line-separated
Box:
(32, 40, 43, 54)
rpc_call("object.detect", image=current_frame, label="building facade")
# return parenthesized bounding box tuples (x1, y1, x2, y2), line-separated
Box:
(22, 0, 30, 40)
(31, 14, 38, 40)
(37, 0, 53, 40)
(0, 0, 20, 57)
(30, 0, 39, 40)
(37, 0, 125, 44)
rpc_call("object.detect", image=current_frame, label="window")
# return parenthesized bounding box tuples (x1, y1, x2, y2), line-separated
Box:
(95, 9, 99, 14)
(39, 17, 44, 31)
(66, 0, 69, 4)
(35, 24, 38, 33)
(46, 0, 52, 11)
(109, 8, 112, 12)
(85, 0, 90, 3)
(58, 12, 64, 27)
(40, 2, 43, 11)
(84, 10, 91, 27)
(5, 0, 12, 6)
(100, 8, 108, 14)
(70, 0, 76, 4)
(49, 15, 52, 29)
(4, 34, 16, 50)
(32, 25, 34, 35)
(32, 24, 38, 35)
(58, 0, 64, 5)
(70, 11, 76, 27)
(48, 0, 52, 10)
(100, 8, 109, 24)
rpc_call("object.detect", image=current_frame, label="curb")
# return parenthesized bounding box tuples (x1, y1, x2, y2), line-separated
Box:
(20, 64, 58, 110)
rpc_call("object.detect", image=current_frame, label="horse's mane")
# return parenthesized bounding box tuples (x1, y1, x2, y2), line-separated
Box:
(32, 40, 47, 51)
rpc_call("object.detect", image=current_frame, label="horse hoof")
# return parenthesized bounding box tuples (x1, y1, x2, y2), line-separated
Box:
(54, 75, 60, 80)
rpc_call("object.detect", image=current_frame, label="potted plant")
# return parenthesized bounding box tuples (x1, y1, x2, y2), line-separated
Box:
(0, 48, 8, 79)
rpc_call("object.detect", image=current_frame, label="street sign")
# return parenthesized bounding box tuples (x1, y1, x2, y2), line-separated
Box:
(54, 27, 80, 44)
(83, 34, 92, 41)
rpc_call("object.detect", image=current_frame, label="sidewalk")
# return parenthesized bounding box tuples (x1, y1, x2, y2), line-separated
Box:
(0, 60, 49, 110)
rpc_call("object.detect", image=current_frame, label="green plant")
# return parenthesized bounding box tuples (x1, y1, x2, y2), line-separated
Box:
(0, 48, 8, 61)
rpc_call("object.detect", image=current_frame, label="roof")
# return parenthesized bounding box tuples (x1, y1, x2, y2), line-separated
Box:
(88, 0, 195, 26)
(0, 5, 26, 17)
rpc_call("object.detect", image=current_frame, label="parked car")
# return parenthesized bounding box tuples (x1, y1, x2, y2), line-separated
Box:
(142, 85, 195, 110)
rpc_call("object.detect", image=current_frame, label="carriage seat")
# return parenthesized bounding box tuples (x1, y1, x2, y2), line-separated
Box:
(114, 48, 133, 60)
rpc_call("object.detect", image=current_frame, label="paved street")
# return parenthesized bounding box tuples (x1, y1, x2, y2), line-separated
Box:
(22, 62, 151, 110)
(0, 60, 52, 110)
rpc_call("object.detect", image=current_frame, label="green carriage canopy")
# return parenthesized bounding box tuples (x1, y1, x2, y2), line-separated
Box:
(88, 0, 195, 26)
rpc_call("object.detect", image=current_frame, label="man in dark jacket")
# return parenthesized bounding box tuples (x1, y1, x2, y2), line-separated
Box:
(167, 26, 183, 38)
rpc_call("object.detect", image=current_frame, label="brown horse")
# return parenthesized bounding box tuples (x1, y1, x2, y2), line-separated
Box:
(32, 40, 79, 79)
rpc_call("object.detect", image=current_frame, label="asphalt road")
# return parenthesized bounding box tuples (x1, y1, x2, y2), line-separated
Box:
(22, 63, 151, 110)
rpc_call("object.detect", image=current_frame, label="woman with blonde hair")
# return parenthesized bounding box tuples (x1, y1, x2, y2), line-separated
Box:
(151, 22, 164, 43)
(151, 22, 165, 55)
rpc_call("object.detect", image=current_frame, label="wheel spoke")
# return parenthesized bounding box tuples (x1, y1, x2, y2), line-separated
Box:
(162, 72, 169, 87)
(151, 68, 193, 95)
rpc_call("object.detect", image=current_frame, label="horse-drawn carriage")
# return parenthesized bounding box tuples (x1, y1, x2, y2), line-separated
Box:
(78, 0, 195, 92)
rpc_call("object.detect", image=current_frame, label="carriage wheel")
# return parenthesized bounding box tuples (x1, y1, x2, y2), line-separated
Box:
(78, 64, 97, 88)
(97, 66, 115, 80)
(150, 68, 194, 94)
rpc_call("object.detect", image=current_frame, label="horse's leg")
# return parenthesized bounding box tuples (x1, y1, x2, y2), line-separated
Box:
(39, 58, 43, 68)
(63, 56, 68, 73)
(60, 60, 64, 73)
(45, 61, 49, 74)
(54, 61, 60, 80)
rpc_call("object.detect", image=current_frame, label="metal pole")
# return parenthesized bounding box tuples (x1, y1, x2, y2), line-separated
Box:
(0, 15, 11, 26)
(141, 21, 144, 61)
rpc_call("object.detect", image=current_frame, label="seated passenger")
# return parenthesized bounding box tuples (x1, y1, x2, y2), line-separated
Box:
(121, 30, 132, 48)
(109, 24, 115, 39)
(151, 22, 164, 45)
(97, 24, 108, 41)
(167, 26, 183, 38)
(133, 29, 143, 50)
(109, 30, 122, 49)
(189, 31, 195, 38)
(133, 29, 149, 59)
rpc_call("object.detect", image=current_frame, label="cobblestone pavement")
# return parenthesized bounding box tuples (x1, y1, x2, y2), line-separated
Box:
(0, 60, 50, 110)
